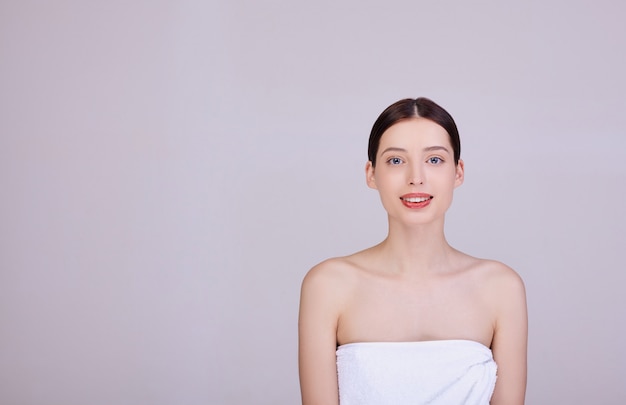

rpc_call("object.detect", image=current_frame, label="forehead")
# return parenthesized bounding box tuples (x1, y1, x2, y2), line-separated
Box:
(378, 118, 451, 151)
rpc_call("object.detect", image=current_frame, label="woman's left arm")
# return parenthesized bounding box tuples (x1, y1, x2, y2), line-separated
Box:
(489, 265, 528, 405)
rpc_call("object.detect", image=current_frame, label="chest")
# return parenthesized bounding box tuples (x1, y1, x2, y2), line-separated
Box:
(337, 275, 494, 346)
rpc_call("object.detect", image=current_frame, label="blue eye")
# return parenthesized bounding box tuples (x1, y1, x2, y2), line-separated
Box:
(387, 157, 403, 165)
(428, 157, 443, 164)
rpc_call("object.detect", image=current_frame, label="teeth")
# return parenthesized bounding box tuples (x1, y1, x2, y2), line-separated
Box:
(403, 196, 430, 203)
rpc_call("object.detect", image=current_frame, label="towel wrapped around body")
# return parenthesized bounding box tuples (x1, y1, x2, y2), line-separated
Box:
(336, 339, 497, 405)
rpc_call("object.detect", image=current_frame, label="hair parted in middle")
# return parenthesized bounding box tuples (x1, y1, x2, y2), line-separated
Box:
(367, 97, 461, 167)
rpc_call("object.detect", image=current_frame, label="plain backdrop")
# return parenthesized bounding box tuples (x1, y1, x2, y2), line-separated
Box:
(1, 1, 625, 404)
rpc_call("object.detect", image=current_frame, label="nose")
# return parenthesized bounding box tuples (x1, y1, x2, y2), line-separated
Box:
(408, 162, 424, 185)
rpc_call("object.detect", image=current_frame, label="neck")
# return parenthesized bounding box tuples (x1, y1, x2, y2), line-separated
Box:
(375, 216, 455, 276)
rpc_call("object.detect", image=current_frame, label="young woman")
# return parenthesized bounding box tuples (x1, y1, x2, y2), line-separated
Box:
(298, 98, 527, 405)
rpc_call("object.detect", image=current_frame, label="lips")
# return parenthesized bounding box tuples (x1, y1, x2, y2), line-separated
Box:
(400, 193, 433, 209)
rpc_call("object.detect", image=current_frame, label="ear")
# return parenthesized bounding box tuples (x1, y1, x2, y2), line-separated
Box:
(365, 161, 377, 189)
(454, 159, 465, 188)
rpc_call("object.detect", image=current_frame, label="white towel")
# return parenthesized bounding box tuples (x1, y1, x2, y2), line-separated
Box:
(336, 340, 497, 405)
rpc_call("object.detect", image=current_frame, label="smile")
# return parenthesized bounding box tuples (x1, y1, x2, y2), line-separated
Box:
(399, 193, 433, 209)
(401, 196, 432, 203)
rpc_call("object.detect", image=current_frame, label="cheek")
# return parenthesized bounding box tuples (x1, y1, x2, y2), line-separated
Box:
(375, 170, 403, 189)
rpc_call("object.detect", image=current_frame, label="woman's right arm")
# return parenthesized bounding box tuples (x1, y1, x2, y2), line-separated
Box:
(298, 262, 343, 405)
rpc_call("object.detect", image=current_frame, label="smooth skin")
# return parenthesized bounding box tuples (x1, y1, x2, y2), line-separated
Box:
(298, 118, 527, 405)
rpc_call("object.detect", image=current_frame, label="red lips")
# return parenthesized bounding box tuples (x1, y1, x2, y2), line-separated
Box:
(400, 193, 433, 209)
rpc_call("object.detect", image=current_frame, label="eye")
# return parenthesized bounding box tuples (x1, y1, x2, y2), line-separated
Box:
(427, 156, 443, 164)
(387, 157, 404, 165)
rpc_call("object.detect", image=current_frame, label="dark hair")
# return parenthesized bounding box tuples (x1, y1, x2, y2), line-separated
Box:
(367, 97, 461, 166)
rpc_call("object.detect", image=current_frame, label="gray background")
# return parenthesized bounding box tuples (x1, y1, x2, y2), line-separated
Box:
(1, 1, 625, 404)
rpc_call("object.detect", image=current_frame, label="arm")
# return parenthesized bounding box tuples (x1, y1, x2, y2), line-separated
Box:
(489, 267, 528, 405)
(298, 262, 343, 405)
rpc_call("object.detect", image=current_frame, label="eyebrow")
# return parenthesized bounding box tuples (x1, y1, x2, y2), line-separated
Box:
(423, 146, 450, 153)
(380, 145, 450, 155)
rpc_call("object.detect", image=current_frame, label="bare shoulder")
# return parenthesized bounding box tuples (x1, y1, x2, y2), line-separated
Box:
(302, 256, 357, 289)
(303, 246, 376, 285)
(462, 256, 527, 323)
(468, 259, 528, 403)
(300, 255, 364, 307)
(303, 248, 378, 303)
(461, 255, 525, 293)
(299, 256, 364, 404)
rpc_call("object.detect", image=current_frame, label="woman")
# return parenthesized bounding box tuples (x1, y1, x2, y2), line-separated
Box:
(298, 98, 527, 405)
